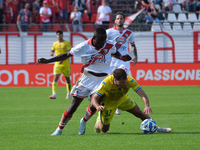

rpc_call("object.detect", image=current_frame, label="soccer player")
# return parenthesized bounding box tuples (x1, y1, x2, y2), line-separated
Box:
(36, 27, 132, 136)
(92, 68, 172, 133)
(106, 12, 138, 115)
(49, 30, 72, 99)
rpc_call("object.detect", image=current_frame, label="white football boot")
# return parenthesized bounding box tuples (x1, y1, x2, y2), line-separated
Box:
(157, 127, 172, 132)
(115, 108, 121, 115)
(51, 127, 62, 136)
(66, 93, 71, 99)
(94, 117, 101, 133)
(78, 118, 86, 135)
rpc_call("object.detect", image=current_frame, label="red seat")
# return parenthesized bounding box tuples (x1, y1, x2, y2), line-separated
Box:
(82, 14, 91, 23)
(29, 25, 40, 32)
(91, 14, 97, 23)
(83, 24, 95, 32)
(91, 4, 97, 14)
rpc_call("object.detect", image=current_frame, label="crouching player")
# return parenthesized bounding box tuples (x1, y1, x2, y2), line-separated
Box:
(91, 68, 171, 133)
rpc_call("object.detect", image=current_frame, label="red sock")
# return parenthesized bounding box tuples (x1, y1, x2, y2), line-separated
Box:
(58, 109, 73, 129)
(83, 105, 96, 122)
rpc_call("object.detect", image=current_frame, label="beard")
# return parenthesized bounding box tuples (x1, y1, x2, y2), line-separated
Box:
(117, 23, 123, 27)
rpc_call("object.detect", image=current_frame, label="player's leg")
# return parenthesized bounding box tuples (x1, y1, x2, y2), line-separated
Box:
(49, 74, 60, 99)
(65, 76, 72, 99)
(78, 74, 107, 135)
(51, 96, 84, 136)
(79, 102, 97, 135)
(94, 106, 115, 133)
(122, 95, 171, 133)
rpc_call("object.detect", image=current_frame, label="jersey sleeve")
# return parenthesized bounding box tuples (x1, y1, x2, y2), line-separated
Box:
(51, 42, 56, 51)
(95, 80, 107, 96)
(128, 77, 141, 92)
(66, 41, 71, 51)
(129, 32, 135, 45)
(70, 42, 85, 57)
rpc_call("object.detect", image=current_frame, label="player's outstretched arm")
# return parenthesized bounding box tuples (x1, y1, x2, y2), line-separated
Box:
(131, 44, 138, 66)
(112, 51, 132, 62)
(36, 52, 73, 64)
(136, 88, 153, 115)
(91, 93, 105, 111)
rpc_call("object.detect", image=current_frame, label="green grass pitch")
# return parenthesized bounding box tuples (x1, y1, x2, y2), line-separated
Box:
(0, 86, 200, 150)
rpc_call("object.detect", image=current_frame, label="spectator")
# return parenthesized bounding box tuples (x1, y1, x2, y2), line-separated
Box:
(57, 0, 69, 25)
(162, 0, 176, 14)
(182, 0, 197, 12)
(141, 0, 151, 10)
(72, 0, 86, 15)
(39, 0, 51, 32)
(0, 2, 5, 31)
(17, 3, 32, 31)
(96, 0, 112, 30)
(85, 0, 92, 19)
(145, 1, 162, 24)
(70, 6, 82, 32)
(197, 0, 200, 11)
(11, 0, 19, 23)
(5, 0, 12, 24)
(32, 0, 41, 23)
(46, 0, 56, 29)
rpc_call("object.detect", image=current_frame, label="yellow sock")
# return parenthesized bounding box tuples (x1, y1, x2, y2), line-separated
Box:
(66, 82, 71, 93)
(52, 81, 58, 94)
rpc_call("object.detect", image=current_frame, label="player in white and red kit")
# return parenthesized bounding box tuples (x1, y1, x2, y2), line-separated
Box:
(37, 27, 132, 136)
(107, 12, 138, 115)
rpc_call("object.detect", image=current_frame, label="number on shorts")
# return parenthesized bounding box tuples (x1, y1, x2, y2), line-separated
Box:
(105, 110, 112, 117)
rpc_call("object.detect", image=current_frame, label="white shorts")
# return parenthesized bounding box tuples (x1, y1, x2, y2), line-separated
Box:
(111, 62, 130, 74)
(70, 72, 107, 98)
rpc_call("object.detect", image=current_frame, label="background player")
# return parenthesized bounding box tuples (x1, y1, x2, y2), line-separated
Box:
(106, 12, 138, 115)
(49, 30, 72, 99)
(37, 27, 132, 136)
(92, 68, 171, 133)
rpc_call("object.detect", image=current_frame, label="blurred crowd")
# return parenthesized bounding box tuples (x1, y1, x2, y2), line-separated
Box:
(0, 0, 200, 32)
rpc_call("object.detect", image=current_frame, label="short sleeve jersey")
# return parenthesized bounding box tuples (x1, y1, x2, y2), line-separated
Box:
(95, 75, 141, 104)
(70, 38, 117, 74)
(52, 40, 71, 66)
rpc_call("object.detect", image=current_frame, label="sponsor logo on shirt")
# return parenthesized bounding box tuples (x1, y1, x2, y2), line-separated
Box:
(116, 37, 126, 44)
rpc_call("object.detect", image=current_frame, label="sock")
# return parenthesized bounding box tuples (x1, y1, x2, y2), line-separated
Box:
(58, 109, 73, 129)
(66, 81, 71, 93)
(52, 81, 58, 95)
(83, 105, 96, 122)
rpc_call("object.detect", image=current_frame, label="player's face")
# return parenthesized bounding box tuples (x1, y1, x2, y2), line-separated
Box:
(115, 14, 125, 27)
(114, 78, 127, 88)
(56, 33, 63, 41)
(93, 35, 106, 49)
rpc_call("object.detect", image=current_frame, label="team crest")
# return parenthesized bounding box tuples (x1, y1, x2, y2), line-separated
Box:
(116, 37, 126, 44)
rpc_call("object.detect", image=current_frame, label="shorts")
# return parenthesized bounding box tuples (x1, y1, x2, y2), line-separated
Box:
(70, 72, 107, 98)
(110, 59, 130, 74)
(59, 9, 68, 20)
(53, 65, 70, 77)
(98, 94, 136, 125)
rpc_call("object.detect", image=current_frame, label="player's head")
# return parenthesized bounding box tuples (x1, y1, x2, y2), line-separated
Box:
(93, 27, 107, 49)
(56, 30, 63, 41)
(113, 68, 127, 88)
(115, 12, 125, 28)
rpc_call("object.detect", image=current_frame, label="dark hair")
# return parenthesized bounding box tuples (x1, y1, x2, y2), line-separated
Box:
(56, 30, 63, 34)
(113, 68, 127, 80)
(115, 12, 125, 19)
(94, 27, 106, 37)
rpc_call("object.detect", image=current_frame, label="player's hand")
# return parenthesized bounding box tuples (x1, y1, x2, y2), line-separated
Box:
(144, 106, 153, 115)
(35, 58, 49, 65)
(132, 57, 138, 66)
(59, 61, 63, 64)
(96, 105, 105, 111)
(121, 54, 132, 61)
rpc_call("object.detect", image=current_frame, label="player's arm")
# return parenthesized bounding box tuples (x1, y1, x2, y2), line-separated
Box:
(50, 50, 54, 56)
(91, 93, 105, 111)
(112, 51, 132, 62)
(37, 52, 73, 64)
(131, 44, 138, 66)
(136, 88, 152, 115)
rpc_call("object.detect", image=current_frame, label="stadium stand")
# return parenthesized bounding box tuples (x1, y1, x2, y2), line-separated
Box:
(151, 23, 162, 31)
(178, 13, 188, 22)
(173, 22, 183, 31)
(183, 22, 193, 31)
(163, 22, 173, 31)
